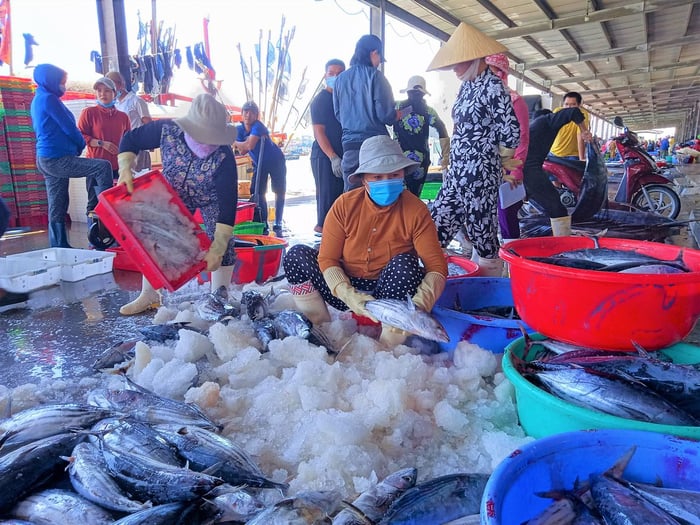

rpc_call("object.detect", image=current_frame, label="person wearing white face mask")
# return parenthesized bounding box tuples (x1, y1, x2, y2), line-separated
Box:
(426, 23, 521, 277)
(282, 135, 447, 347)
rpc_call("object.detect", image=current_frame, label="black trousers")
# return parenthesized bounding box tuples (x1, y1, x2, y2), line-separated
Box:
(311, 155, 344, 230)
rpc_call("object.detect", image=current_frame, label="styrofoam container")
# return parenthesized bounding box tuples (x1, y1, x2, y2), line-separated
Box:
(0, 257, 61, 292)
(9, 248, 115, 282)
(481, 429, 700, 524)
(502, 335, 700, 439)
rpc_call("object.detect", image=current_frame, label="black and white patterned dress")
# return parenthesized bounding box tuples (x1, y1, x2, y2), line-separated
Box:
(430, 68, 520, 259)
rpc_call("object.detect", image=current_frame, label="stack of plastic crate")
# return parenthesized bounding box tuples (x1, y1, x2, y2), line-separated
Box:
(0, 99, 18, 228)
(0, 76, 48, 228)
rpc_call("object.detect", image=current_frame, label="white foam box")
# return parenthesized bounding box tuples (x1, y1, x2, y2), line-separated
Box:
(0, 257, 62, 292)
(8, 248, 115, 282)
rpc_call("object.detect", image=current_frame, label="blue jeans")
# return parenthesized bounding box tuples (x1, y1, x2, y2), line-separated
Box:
(37, 156, 113, 223)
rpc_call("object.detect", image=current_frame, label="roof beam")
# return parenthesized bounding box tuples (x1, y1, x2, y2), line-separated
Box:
(548, 60, 700, 86)
(525, 34, 700, 69)
(487, 0, 700, 40)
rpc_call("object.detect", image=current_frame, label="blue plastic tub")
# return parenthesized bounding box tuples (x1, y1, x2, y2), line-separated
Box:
(431, 277, 533, 353)
(481, 429, 700, 525)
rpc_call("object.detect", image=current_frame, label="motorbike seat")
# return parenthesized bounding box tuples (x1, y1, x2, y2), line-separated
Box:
(545, 154, 586, 171)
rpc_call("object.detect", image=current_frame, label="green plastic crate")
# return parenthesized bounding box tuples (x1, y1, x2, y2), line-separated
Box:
(233, 221, 266, 235)
(420, 182, 442, 201)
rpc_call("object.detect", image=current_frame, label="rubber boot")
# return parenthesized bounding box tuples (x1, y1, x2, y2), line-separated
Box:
(119, 276, 161, 315)
(477, 257, 505, 277)
(210, 265, 234, 291)
(550, 215, 572, 237)
(48, 222, 72, 248)
(291, 288, 331, 325)
(379, 323, 407, 347)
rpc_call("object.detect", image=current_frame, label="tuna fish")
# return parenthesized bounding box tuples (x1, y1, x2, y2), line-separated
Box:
(200, 484, 266, 522)
(364, 297, 449, 343)
(111, 502, 190, 525)
(378, 473, 489, 524)
(333, 467, 418, 524)
(138, 321, 205, 342)
(241, 290, 269, 320)
(246, 490, 345, 525)
(9, 488, 114, 525)
(92, 339, 139, 370)
(195, 285, 240, 322)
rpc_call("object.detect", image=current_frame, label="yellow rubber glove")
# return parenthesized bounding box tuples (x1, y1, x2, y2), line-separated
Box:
(323, 266, 378, 321)
(412, 271, 446, 313)
(117, 152, 137, 193)
(439, 137, 450, 169)
(499, 145, 523, 172)
(204, 223, 233, 272)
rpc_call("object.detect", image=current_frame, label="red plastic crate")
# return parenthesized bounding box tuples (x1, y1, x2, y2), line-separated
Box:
(232, 234, 287, 284)
(95, 170, 211, 292)
(192, 201, 257, 228)
(107, 246, 141, 272)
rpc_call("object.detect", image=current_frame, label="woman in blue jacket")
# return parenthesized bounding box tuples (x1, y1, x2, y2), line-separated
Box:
(31, 64, 113, 247)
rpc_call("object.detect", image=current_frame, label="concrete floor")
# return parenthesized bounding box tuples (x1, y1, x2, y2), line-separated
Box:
(0, 163, 699, 390)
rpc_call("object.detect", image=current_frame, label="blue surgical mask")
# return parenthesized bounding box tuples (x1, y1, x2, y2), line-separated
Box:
(325, 76, 337, 90)
(366, 179, 404, 206)
(97, 99, 116, 108)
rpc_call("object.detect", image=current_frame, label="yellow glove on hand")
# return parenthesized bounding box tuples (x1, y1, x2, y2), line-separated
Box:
(334, 282, 377, 321)
(499, 146, 523, 172)
(204, 223, 233, 272)
(117, 152, 137, 193)
(439, 137, 450, 169)
(412, 271, 446, 313)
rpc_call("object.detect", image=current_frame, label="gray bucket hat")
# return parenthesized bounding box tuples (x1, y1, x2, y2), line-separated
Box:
(348, 135, 419, 185)
(175, 93, 236, 145)
(93, 76, 117, 92)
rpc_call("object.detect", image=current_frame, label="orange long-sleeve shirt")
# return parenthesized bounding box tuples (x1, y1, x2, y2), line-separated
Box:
(318, 188, 447, 280)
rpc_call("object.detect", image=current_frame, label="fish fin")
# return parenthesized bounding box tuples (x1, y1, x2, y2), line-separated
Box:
(630, 340, 651, 357)
(605, 445, 637, 479)
(339, 500, 375, 524)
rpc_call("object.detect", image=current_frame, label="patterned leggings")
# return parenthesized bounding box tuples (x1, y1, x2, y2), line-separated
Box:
(283, 244, 424, 311)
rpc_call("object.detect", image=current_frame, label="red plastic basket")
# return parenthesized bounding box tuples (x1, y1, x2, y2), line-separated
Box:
(95, 170, 211, 291)
(192, 201, 257, 228)
(106, 246, 141, 272)
(232, 234, 287, 284)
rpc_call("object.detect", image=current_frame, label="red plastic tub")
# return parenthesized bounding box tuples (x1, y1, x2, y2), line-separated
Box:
(193, 201, 257, 227)
(232, 234, 287, 284)
(95, 170, 211, 292)
(446, 254, 480, 279)
(500, 236, 700, 351)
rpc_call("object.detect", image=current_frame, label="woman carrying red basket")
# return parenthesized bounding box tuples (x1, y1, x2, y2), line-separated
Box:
(116, 93, 238, 315)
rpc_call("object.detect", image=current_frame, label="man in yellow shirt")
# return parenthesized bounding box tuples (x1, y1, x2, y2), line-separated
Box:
(550, 92, 589, 161)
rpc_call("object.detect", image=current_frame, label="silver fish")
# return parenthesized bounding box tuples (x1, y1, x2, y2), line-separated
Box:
(246, 490, 345, 525)
(153, 424, 288, 491)
(333, 467, 418, 524)
(63, 441, 151, 513)
(111, 502, 189, 525)
(9, 489, 114, 525)
(378, 473, 490, 524)
(365, 297, 449, 343)
(91, 418, 182, 466)
(201, 484, 266, 522)
(273, 309, 313, 339)
(195, 286, 240, 322)
(100, 445, 224, 504)
(527, 365, 699, 426)
(618, 263, 687, 274)
(253, 317, 277, 352)
(138, 321, 205, 342)
(0, 403, 116, 452)
(87, 377, 220, 431)
(0, 433, 86, 513)
(242, 290, 269, 320)
(625, 480, 700, 525)
(92, 339, 139, 370)
(590, 474, 680, 524)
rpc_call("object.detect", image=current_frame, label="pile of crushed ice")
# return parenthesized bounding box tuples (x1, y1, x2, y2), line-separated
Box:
(0, 280, 532, 498)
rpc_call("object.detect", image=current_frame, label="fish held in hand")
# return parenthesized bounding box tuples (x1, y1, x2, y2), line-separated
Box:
(365, 297, 449, 343)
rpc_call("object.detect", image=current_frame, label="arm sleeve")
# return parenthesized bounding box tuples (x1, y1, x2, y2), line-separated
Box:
(373, 71, 398, 126)
(77, 108, 92, 145)
(119, 119, 166, 153)
(213, 147, 239, 226)
(317, 199, 346, 273)
(429, 107, 449, 138)
(411, 201, 448, 276)
(495, 85, 520, 150)
(136, 98, 151, 120)
(48, 98, 85, 150)
(510, 96, 530, 179)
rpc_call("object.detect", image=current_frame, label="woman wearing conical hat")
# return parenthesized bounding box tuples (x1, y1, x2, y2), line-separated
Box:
(426, 23, 521, 277)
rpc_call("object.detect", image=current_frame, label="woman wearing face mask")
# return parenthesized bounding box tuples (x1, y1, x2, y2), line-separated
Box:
(426, 23, 521, 277)
(31, 64, 115, 248)
(78, 76, 131, 234)
(116, 93, 239, 315)
(282, 135, 447, 346)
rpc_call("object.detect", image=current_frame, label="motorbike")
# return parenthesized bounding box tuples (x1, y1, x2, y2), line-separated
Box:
(542, 116, 681, 219)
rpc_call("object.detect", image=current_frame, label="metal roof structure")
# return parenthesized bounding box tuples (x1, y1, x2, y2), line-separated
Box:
(361, 0, 700, 138)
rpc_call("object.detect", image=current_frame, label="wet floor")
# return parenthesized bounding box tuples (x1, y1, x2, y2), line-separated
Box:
(1, 162, 699, 389)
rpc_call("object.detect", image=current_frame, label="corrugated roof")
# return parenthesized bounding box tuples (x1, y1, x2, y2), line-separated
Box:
(361, 0, 700, 135)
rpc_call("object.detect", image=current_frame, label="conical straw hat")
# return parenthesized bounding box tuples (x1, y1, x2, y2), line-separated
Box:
(427, 22, 507, 71)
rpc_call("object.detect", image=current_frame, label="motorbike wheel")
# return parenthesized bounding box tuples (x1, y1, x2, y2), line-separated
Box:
(630, 184, 681, 219)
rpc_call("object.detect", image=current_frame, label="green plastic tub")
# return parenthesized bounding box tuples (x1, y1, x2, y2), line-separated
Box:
(233, 221, 266, 235)
(419, 182, 442, 201)
(502, 335, 700, 439)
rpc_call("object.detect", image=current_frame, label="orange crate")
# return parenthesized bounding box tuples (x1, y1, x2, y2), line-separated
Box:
(95, 170, 210, 291)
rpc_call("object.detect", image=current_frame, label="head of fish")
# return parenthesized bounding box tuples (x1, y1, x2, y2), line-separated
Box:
(273, 310, 312, 339)
(242, 290, 268, 321)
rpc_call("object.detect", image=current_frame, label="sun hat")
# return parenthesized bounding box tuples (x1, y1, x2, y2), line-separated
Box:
(426, 22, 507, 72)
(93, 76, 117, 92)
(175, 93, 236, 145)
(348, 135, 419, 185)
(400, 75, 430, 95)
